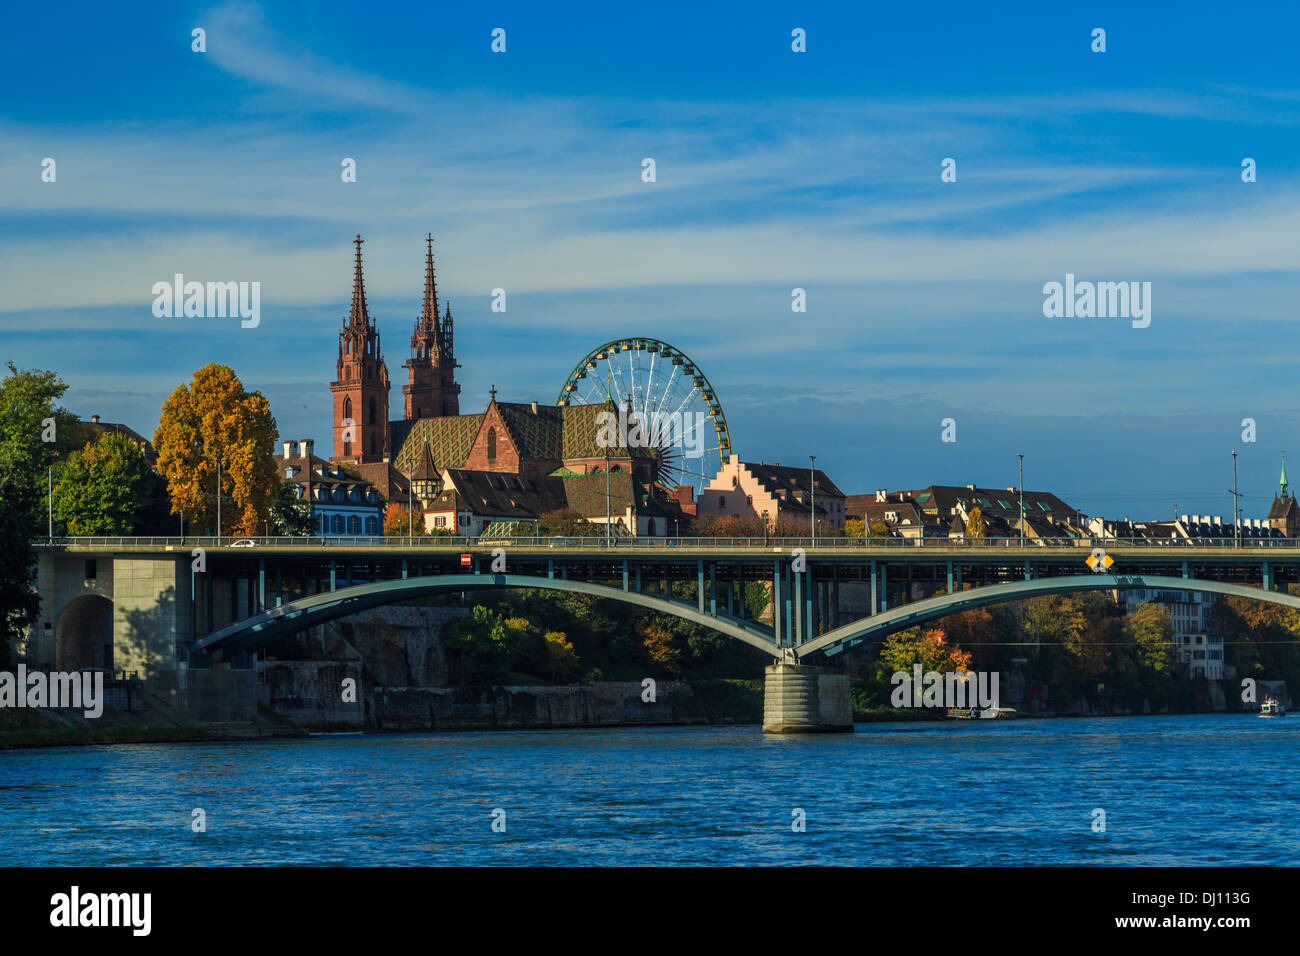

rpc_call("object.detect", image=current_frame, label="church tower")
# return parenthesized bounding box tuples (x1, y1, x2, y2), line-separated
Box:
(402, 234, 461, 419)
(330, 235, 391, 462)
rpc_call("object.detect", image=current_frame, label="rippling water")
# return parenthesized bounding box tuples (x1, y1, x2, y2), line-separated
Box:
(2, 714, 1296, 865)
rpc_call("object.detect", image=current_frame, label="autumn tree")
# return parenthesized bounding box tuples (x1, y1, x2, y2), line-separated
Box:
(384, 501, 425, 537)
(153, 364, 279, 536)
(638, 616, 682, 676)
(965, 505, 987, 539)
(544, 631, 582, 682)
(52, 432, 152, 535)
(879, 626, 972, 676)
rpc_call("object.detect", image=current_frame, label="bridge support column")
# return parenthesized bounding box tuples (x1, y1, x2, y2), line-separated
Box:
(762, 663, 853, 734)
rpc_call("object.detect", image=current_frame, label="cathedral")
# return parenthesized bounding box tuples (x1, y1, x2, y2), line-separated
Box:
(325, 234, 682, 536)
(330, 234, 459, 465)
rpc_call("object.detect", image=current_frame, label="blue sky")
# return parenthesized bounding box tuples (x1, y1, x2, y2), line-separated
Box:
(3, 1, 1299, 518)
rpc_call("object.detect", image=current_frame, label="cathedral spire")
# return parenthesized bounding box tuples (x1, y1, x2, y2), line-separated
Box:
(1282, 452, 1289, 498)
(348, 234, 370, 327)
(420, 233, 439, 333)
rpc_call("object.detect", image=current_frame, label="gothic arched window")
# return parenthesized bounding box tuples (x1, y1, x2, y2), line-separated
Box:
(487, 427, 497, 462)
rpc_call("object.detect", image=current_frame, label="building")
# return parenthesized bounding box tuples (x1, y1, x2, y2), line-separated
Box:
(848, 484, 1085, 540)
(279, 439, 384, 536)
(319, 234, 681, 536)
(844, 492, 930, 539)
(1120, 586, 1224, 679)
(329, 234, 461, 466)
(697, 456, 846, 532)
(80, 414, 157, 466)
(1267, 456, 1299, 537)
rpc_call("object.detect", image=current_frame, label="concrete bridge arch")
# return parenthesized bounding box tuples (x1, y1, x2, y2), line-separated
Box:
(799, 574, 1300, 658)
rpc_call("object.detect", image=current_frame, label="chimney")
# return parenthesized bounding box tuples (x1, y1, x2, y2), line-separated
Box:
(875, 489, 886, 502)
(531, 401, 538, 414)
(302, 438, 314, 459)
(966, 483, 975, 490)
(90, 415, 100, 424)
(1213, 515, 1222, 525)
(282, 441, 293, 459)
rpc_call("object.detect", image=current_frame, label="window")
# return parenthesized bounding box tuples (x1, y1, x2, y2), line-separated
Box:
(365, 517, 378, 535)
(331, 515, 344, 534)
(436, 516, 447, 527)
(368, 397, 376, 425)
(720, 495, 726, 508)
(487, 427, 497, 462)
(347, 515, 359, 534)
(747, 495, 753, 507)
(84, 559, 97, 581)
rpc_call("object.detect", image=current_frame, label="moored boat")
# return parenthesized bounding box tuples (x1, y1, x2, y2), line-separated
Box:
(1260, 697, 1286, 718)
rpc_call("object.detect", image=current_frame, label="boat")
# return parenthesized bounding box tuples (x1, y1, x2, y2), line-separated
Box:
(1260, 697, 1286, 718)
(945, 707, 1017, 720)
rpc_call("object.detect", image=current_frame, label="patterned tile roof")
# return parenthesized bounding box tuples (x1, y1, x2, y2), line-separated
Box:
(393, 414, 485, 473)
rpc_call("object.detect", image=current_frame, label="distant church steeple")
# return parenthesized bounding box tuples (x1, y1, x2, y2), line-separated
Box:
(1281, 452, 1289, 498)
(403, 233, 460, 419)
(331, 235, 390, 462)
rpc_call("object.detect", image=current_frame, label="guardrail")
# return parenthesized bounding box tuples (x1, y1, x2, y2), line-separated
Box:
(38, 535, 1300, 551)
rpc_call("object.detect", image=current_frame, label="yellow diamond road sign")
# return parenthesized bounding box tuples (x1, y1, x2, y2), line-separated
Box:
(1086, 551, 1114, 572)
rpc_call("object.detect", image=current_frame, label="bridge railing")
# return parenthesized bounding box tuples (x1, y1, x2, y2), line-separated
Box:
(38, 534, 1300, 550)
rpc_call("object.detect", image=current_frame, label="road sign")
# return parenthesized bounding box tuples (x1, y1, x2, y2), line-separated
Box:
(460, 553, 472, 567)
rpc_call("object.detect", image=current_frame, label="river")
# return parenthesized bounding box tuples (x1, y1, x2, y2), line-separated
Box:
(2, 714, 1295, 865)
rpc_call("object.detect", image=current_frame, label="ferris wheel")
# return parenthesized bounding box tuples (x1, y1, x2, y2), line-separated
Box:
(556, 338, 732, 493)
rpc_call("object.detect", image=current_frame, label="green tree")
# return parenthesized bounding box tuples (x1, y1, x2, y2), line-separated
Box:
(52, 432, 152, 535)
(270, 479, 314, 535)
(0, 363, 82, 661)
(1125, 602, 1175, 674)
(537, 508, 596, 537)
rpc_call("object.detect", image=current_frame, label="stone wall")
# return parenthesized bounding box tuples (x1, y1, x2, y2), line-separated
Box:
(365, 680, 697, 731)
(320, 604, 467, 686)
(259, 660, 363, 729)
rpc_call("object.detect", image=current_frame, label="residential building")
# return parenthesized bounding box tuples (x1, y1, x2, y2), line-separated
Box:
(697, 456, 847, 532)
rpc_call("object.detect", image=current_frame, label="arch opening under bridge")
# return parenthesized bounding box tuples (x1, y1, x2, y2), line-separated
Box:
(800, 574, 1300, 658)
(191, 573, 781, 658)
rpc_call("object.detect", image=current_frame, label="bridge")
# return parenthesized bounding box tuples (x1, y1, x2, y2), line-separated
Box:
(32, 535, 1300, 732)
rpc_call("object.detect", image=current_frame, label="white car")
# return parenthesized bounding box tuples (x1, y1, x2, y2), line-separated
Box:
(230, 539, 258, 548)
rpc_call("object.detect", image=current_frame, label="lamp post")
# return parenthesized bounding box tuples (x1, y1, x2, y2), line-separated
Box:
(47, 466, 53, 541)
(1018, 453, 1024, 546)
(216, 457, 223, 540)
(1230, 451, 1241, 549)
(809, 455, 816, 547)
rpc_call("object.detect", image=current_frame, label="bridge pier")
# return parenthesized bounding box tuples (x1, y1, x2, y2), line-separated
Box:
(762, 663, 853, 734)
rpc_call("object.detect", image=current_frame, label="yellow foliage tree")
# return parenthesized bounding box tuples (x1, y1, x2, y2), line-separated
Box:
(544, 631, 582, 682)
(638, 617, 682, 675)
(154, 363, 279, 536)
(965, 505, 987, 539)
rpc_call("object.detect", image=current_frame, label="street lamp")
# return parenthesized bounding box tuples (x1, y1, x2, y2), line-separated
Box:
(809, 455, 816, 547)
(1230, 451, 1241, 549)
(1018, 453, 1024, 546)
(216, 456, 223, 540)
